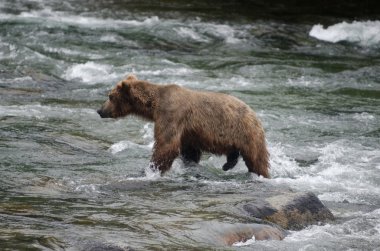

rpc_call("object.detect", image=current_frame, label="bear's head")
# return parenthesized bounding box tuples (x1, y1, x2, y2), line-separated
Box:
(98, 74, 156, 120)
(97, 74, 137, 119)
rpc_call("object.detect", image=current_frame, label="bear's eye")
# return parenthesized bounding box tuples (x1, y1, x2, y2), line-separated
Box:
(109, 94, 114, 102)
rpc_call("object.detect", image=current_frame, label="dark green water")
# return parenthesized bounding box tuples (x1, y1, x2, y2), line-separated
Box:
(1, 0, 380, 250)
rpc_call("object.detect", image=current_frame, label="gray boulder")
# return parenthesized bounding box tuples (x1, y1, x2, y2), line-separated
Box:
(243, 192, 334, 230)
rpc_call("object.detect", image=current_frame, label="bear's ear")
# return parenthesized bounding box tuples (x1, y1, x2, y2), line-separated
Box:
(117, 81, 130, 92)
(124, 74, 138, 81)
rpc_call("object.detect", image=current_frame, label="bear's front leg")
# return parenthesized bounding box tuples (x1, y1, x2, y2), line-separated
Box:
(150, 141, 179, 174)
(150, 122, 183, 174)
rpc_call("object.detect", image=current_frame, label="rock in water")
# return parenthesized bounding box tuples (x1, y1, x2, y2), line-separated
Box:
(243, 192, 334, 230)
(206, 223, 285, 245)
(221, 224, 285, 245)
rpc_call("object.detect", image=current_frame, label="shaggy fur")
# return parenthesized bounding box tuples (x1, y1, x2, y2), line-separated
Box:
(98, 75, 270, 178)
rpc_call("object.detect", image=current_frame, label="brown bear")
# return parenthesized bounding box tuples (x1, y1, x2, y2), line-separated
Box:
(97, 74, 270, 178)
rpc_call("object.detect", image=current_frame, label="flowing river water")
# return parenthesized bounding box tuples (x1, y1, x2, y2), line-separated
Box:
(1, 0, 380, 250)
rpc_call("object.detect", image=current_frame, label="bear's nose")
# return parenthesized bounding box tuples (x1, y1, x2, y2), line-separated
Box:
(97, 109, 105, 118)
(98, 109, 112, 118)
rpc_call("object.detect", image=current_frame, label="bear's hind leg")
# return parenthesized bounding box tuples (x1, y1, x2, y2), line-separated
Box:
(222, 150, 240, 171)
(181, 144, 201, 164)
(241, 151, 270, 178)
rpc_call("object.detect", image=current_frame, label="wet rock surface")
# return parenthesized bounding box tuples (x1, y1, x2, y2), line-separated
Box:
(243, 192, 334, 230)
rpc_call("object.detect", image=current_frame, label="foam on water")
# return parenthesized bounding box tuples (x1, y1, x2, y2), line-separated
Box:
(232, 235, 255, 246)
(0, 76, 33, 84)
(174, 27, 209, 43)
(109, 140, 152, 155)
(353, 112, 375, 122)
(62, 61, 119, 84)
(99, 34, 119, 43)
(286, 76, 324, 88)
(141, 123, 154, 143)
(149, 18, 245, 45)
(309, 21, 380, 47)
(134, 67, 196, 77)
(1, 6, 243, 47)
(285, 208, 380, 248)
(17, 8, 160, 29)
(143, 165, 162, 180)
(270, 139, 380, 205)
(0, 40, 17, 59)
(202, 23, 242, 44)
(74, 184, 100, 194)
(269, 143, 305, 178)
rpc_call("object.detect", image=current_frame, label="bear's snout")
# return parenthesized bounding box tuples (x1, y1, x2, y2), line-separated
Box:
(97, 108, 111, 118)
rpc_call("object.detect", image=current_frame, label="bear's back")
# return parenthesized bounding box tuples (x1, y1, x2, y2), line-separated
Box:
(156, 84, 259, 146)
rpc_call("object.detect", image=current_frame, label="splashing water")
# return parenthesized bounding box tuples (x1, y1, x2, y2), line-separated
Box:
(309, 21, 380, 47)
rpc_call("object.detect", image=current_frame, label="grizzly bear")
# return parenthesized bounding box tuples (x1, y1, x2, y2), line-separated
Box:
(97, 75, 270, 178)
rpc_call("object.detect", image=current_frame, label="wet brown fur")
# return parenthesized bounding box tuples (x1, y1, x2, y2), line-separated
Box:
(98, 75, 270, 178)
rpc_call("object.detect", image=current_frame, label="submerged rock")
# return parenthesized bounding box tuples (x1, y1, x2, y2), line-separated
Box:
(243, 192, 334, 230)
(81, 242, 133, 251)
(199, 222, 285, 246)
(219, 223, 286, 245)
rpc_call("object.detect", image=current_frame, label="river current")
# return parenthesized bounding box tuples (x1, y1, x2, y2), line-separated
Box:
(1, 0, 380, 250)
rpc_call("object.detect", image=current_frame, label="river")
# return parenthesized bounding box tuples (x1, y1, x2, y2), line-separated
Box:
(1, 0, 380, 250)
